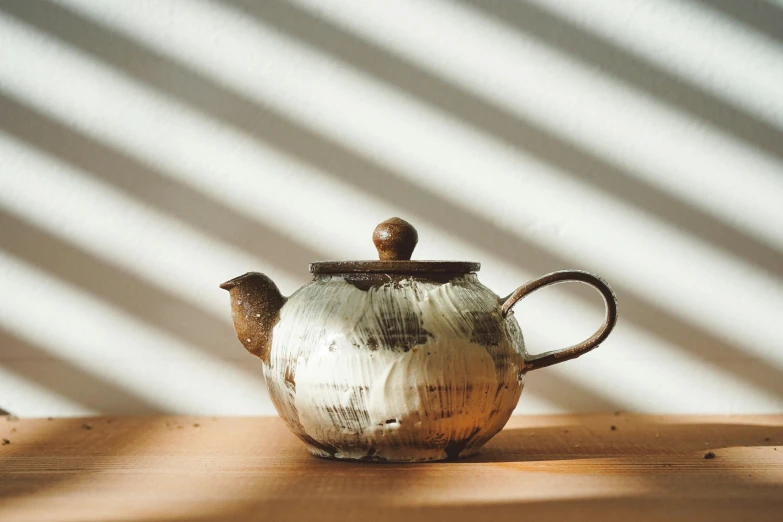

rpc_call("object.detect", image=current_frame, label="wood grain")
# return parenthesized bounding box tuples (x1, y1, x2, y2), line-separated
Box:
(1, 415, 782, 521)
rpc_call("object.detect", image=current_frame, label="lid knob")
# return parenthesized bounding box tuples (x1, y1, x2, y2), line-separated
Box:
(373, 217, 418, 261)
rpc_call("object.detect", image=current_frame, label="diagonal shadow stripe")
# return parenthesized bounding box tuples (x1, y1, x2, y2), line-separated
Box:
(225, 0, 783, 282)
(0, 98, 317, 287)
(0, 208, 260, 379)
(1, 0, 780, 402)
(524, 371, 629, 413)
(0, 328, 163, 414)
(695, 0, 783, 46)
(455, 0, 783, 162)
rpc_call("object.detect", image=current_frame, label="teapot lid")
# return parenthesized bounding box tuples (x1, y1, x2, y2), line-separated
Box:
(309, 218, 480, 274)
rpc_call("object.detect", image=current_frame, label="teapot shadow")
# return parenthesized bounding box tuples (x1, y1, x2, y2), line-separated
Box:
(303, 416, 783, 465)
(458, 417, 783, 464)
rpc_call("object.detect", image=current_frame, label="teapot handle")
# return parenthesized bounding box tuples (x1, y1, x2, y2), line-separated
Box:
(501, 270, 618, 372)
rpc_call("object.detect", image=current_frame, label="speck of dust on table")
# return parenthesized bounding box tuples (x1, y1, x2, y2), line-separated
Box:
(0, 413, 782, 522)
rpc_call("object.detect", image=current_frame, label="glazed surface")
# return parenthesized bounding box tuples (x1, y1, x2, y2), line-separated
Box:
(263, 274, 527, 461)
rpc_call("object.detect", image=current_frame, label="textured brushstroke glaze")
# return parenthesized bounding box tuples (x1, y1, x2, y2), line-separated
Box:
(264, 274, 527, 462)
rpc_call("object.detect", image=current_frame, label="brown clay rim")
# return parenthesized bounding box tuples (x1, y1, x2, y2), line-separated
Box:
(309, 260, 480, 274)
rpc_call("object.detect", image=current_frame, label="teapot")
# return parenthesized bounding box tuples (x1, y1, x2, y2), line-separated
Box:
(221, 218, 617, 462)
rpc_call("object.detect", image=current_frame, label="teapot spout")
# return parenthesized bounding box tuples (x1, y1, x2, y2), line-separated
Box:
(220, 272, 286, 364)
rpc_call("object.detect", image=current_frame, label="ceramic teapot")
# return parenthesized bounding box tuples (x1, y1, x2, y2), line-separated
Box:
(221, 218, 617, 462)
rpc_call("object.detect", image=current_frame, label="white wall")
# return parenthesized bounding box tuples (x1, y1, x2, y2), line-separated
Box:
(1, 0, 782, 417)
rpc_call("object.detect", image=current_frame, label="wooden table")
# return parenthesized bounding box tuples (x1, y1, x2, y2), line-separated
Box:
(1, 415, 782, 521)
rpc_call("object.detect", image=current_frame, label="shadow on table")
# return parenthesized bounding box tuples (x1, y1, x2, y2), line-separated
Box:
(198, 419, 783, 521)
(469, 418, 783, 463)
(0, 416, 167, 500)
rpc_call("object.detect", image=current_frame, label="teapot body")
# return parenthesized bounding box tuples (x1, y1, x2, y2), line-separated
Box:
(223, 218, 618, 462)
(264, 273, 527, 462)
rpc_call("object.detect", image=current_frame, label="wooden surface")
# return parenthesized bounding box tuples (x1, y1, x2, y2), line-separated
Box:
(1, 414, 782, 522)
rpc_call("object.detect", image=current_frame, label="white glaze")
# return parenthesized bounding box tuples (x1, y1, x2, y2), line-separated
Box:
(263, 275, 527, 461)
